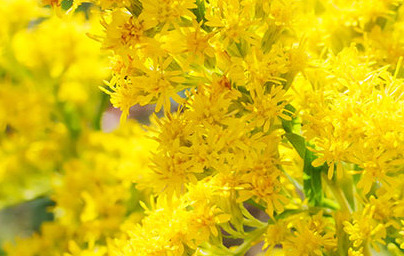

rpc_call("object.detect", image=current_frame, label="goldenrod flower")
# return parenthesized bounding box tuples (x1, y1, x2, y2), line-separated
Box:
(4, 0, 404, 255)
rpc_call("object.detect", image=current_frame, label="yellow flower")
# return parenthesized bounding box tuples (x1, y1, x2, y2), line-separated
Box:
(205, 0, 261, 47)
(263, 220, 288, 251)
(139, 0, 196, 26)
(102, 9, 157, 56)
(228, 44, 290, 86)
(103, 56, 185, 122)
(236, 135, 289, 217)
(283, 212, 337, 256)
(244, 85, 291, 132)
(162, 21, 216, 68)
(110, 188, 230, 255)
(66, 240, 107, 256)
(343, 205, 386, 251)
(348, 247, 364, 256)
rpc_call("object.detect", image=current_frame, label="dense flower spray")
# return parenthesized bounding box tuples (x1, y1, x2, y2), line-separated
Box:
(1, 0, 404, 255)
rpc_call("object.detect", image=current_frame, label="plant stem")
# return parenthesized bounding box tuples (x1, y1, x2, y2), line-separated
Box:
(93, 92, 109, 131)
(324, 174, 352, 256)
(233, 225, 268, 256)
(324, 175, 352, 214)
(363, 241, 371, 256)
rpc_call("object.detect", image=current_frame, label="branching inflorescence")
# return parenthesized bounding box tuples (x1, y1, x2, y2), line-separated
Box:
(1, 0, 404, 255)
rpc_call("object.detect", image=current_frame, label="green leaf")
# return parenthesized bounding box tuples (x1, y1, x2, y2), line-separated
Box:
(281, 103, 324, 207)
(261, 26, 282, 53)
(192, 0, 206, 23)
(61, 0, 73, 10)
(275, 209, 304, 220)
(204, 55, 216, 69)
(227, 39, 249, 58)
(303, 149, 323, 206)
(129, 0, 143, 17)
(285, 133, 306, 159)
(280, 104, 300, 134)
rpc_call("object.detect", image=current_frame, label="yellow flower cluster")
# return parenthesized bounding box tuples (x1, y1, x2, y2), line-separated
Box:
(5, 124, 155, 256)
(0, 1, 105, 208)
(2, 0, 404, 255)
(0, 0, 152, 255)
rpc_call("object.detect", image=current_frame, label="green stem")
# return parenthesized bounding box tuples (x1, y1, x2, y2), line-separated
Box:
(363, 241, 371, 256)
(93, 92, 109, 131)
(324, 175, 352, 214)
(232, 225, 268, 256)
(324, 174, 353, 256)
